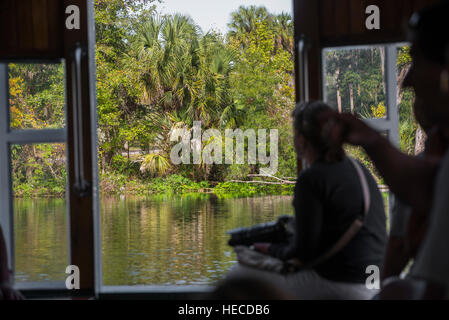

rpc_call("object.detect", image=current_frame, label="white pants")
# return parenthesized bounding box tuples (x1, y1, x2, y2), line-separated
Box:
(226, 264, 378, 300)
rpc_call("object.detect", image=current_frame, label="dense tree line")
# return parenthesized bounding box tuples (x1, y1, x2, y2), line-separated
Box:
(324, 46, 419, 163)
(9, 1, 417, 196)
(94, 1, 296, 188)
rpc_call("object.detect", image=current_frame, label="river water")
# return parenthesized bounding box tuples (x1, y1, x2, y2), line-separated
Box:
(13, 194, 293, 286)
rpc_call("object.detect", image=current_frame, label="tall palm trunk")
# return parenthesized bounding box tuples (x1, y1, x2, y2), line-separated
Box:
(379, 47, 386, 97)
(336, 67, 342, 113)
(337, 88, 342, 113)
(415, 127, 426, 155)
(349, 83, 354, 114)
(397, 64, 410, 107)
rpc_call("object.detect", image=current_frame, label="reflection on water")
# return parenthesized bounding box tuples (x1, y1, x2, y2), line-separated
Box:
(14, 194, 293, 285)
(14, 198, 68, 282)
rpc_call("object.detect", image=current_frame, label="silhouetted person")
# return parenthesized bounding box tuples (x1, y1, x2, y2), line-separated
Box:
(0, 226, 23, 300)
(227, 101, 387, 299)
(209, 275, 295, 300)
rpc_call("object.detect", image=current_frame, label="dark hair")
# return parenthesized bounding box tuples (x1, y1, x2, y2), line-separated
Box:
(292, 100, 343, 162)
(408, 1, 449, 65)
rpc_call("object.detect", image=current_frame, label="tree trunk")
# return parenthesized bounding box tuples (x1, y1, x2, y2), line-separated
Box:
(397, 64, 410, 107)
(336, 67, 342, 113)
(337, 88, 342, 113)
(349, 83, 354, 114)
(415, 127, 426, 155)
(101, 156, 106, 174)
(358, 83, 363, 110)
(104, 151, 114, 167)
(379, 47, 386, 97)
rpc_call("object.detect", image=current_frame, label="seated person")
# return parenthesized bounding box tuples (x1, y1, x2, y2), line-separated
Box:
(382, 197, 413, 281)
(381, 1, 449, 283)
(209, 275, 295, 300)
(227, 101, 387, 300)
(382, 127, 447, 282)
(380, 148, 449, 299)
(0, 226, 23, 300)
(380, 133, 449, 299)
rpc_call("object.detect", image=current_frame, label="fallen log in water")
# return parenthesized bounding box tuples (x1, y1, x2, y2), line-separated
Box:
(229, 180, 295, 185)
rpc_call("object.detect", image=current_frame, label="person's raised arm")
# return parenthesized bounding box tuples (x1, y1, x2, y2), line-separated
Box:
(322, 112, 437, 212)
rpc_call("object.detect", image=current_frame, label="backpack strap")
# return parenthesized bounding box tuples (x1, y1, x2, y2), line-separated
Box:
(348, 157, 371, 218)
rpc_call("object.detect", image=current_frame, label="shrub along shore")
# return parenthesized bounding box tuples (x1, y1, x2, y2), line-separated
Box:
(13, 173, 295, 198)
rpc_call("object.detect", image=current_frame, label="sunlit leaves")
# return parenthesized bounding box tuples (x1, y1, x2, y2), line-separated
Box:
(9, 64, 65, 130)
(140, 153, 171, 177)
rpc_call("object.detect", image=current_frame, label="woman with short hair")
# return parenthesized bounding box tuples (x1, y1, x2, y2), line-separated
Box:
(227, 101, 387, 300)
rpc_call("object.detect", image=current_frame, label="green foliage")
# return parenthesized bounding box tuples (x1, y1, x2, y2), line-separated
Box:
(95, 4, 296, 187)
(12, 144, 67, 197)
(325, 48, 385, 115)
(225, 8, 295, 181)
(399, 89, 418, 154)
(213, 181, 294, 198)
(397, 46, 412, 68)
(149, 175, 210, 193)
(325, 45, 417, 177)
(95, 0, 158, 167)
(9, 63, 65, 129)
(110, 154, 141, 175)
(12, 4, 418, 199)
(8, 62, 67, 197)
(140, 153, 171, 177)
(229, 19, 293, 113)
(100, 173, 210, 195)
(344, 145, 383, 184)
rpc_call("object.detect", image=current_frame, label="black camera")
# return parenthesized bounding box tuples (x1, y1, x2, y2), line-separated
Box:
(227, 215, 295, 247)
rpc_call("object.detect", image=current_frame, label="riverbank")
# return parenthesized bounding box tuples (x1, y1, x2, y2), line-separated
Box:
(13, 173, 295, 198)
(101, 173, 295, 198)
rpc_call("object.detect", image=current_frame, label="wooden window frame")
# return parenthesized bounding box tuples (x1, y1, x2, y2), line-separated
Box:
(0, 62, 68, 290)
(0, 0, 434, 299)
(0, 0, 99, 298)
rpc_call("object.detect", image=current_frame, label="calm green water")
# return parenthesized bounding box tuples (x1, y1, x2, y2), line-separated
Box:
(13, 194, 293, 286)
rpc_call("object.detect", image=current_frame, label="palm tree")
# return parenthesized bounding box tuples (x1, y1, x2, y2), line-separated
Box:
(129, 14, 236, 125)
(126, 14, 240, 179)
(129, 14, 200, 110)
(228, 6, 272, 48)
(274, 13, 293, 55)
(140, 153, 171, 177)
